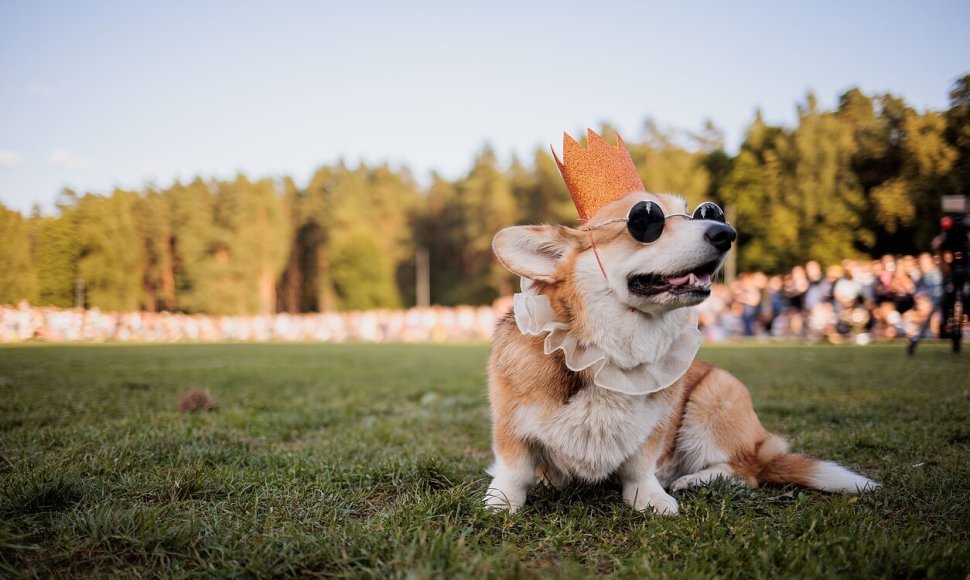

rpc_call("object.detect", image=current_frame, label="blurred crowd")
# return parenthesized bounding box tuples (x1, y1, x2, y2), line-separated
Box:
(696, 254, 946, 344)
(0, 253, 955, 345)
(0, 304, 499, 343)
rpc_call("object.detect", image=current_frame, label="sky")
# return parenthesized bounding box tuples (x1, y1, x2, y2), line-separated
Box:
(1, 0, 968, 214)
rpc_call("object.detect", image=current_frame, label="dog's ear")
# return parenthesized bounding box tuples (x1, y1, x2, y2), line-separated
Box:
(492, 225, 583, 283)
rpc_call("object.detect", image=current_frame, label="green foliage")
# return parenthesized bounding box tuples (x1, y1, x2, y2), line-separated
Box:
(159, 177, 292, 315)
(451, 147, 519, 304)
(215, 176, 292, 315)
(135, 190, 176, 312)
(415, 174, 466, 306)
(944, 75, 970, 199)
(721, 112, 797, 272)
(74, 191, 144, 311)
(298, 163, 418, 311)
(167, 179, 218, 313)
(331, 230, 401, 310)
(0, 204, 38, 304)
(33, 214, 79, 308)
(871, 111, 956, 244)
(276, 177, 303, 313)
(632, 120, 713, 208)
(0, 343, 967, 577)
(512, 149, 575, 225)
(721, 81, 967, 272)
(790, 94, 872, 265)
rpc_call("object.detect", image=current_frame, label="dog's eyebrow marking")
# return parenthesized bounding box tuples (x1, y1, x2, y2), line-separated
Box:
(670, 195, 688, 213)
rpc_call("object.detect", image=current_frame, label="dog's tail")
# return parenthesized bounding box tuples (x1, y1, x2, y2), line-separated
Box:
(753, 434, 879, 494)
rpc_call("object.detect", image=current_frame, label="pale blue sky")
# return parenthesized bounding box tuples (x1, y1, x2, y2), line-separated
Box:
(1, 0, 967, 213)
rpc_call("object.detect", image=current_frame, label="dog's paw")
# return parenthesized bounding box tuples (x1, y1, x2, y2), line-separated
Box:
(670, 472, 715, 492)
(484, 486, 525, 513)
(636, 491, 679, 516)
(623, 482, 679, 516)
(670, 463, 739, 493)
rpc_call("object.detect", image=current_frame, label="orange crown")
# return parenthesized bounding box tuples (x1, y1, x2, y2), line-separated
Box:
(551, 129, 646, 222)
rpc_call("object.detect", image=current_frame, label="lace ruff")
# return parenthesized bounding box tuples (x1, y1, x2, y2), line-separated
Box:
(512, 278, 701, 395)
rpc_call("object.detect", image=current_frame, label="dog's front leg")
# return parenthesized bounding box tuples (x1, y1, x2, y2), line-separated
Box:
(485, 429, 535, 513)
(619, 435, 678, 516)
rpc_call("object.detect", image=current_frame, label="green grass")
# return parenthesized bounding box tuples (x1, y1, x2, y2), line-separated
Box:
(0, 342, 967, 578)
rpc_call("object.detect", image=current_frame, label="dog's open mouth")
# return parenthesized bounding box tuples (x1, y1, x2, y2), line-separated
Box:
(628, 260, 719, 297)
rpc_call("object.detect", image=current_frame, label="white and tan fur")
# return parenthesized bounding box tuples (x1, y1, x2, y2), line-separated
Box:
(485, 191, 878, 515)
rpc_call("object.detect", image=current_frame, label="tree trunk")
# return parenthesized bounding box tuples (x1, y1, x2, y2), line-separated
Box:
(259, 268, 276, 315)
(279, 245, 301, 313)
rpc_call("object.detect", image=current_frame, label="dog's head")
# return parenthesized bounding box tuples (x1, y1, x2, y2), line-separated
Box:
(494, 191, 736, 316)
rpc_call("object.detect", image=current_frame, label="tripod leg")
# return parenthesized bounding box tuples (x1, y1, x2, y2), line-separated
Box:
(953, 293, 963, 354)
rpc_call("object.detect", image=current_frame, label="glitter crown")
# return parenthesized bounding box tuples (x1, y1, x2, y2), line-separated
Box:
(551, 129, 646, 222)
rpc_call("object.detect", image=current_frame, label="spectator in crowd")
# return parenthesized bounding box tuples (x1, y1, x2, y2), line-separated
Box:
(736, 273, 763, 337)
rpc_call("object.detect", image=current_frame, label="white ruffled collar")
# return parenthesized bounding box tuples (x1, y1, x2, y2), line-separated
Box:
(512, 278, 702, 396)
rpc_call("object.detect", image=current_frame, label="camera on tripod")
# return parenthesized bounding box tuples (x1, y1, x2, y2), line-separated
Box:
(940, 195, 969, 266)
(942, 195, 970, 216)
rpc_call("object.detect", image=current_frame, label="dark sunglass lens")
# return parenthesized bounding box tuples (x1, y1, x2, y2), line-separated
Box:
(692, 202, 726, 223)
(627, 201, 666, 243)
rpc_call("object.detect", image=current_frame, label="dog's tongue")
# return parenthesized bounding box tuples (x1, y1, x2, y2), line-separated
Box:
(666, 274, 691, 286)
(666, 273, 713, 287)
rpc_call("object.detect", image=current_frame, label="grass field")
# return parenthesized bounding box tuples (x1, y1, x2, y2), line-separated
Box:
(0, 342, 968, 578)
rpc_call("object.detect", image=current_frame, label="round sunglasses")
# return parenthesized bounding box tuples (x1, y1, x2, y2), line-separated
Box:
(587, 201, 727, 244)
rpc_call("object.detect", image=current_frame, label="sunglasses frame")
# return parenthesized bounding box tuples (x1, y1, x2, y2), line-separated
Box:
(584, 201, 727, 245)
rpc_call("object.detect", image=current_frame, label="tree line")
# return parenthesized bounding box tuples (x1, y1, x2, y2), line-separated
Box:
(1, 77, 968, 314)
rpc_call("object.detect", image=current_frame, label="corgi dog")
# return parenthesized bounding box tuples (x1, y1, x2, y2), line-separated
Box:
(485, 190, 878, 515)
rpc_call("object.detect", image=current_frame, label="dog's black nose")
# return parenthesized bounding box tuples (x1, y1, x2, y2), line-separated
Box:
(705, 223, 737, 252)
